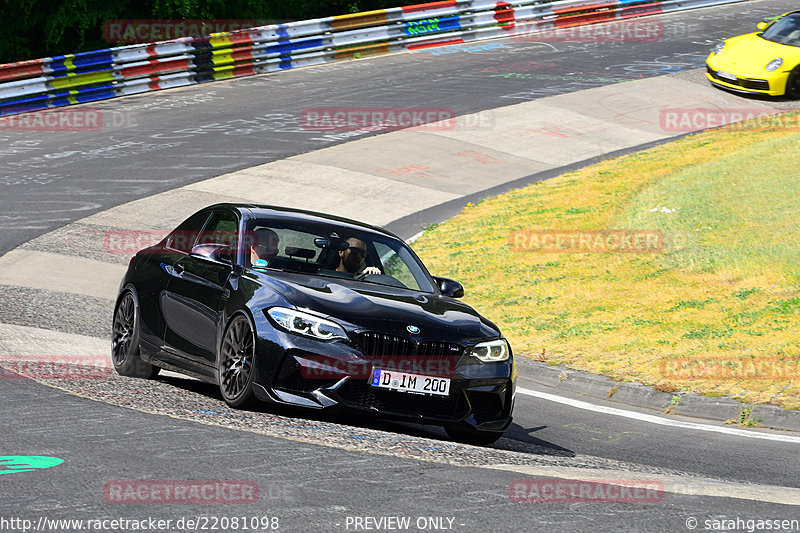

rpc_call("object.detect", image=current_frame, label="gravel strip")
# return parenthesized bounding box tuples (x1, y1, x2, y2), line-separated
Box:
(18, 222, 156, 266)
(0, 284, 113, 339)
(33, 370, 717, 478)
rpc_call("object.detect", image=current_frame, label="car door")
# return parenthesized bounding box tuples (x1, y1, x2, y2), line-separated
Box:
(137, 210, 212, 349)
(162, 210, 240, 367)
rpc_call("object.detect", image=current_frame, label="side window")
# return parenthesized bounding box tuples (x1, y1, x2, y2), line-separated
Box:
(166, 211, 211, 253)
(196, 211, 239, 249)
(373, 242, 421, 291)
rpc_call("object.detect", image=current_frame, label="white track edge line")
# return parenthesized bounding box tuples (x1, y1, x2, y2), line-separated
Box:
(517, 386, 800, 444)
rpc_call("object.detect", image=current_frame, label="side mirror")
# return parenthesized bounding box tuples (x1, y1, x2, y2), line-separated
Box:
(757, 21, 768, 30)
(219, 245, 235, 264)
(191, 243, 234, 265)
(433, 276, 464, 298)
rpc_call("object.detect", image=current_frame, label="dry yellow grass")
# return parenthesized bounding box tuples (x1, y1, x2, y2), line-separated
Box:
(414, 112, 800, 409)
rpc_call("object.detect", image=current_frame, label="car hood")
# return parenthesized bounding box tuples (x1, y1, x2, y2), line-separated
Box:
(713, 33, 798, 74)
(253, 271, 501, 341)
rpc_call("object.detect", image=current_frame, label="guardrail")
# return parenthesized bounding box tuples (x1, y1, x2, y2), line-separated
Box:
(0, 0, 747, 117)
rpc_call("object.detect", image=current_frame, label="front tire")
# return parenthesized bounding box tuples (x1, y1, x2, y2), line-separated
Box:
(786, 68, 800, 99)
(218, 314, 256, 408)
(111, 291, 159, 379)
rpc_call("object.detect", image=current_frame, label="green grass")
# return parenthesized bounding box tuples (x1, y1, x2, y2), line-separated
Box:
(620, 135, 800, 279)
(413, 111, 800, 409)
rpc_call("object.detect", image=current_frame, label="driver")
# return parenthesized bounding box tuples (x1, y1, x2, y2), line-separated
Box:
(337, 237, 381, 276)
(250, 228, 280, 266)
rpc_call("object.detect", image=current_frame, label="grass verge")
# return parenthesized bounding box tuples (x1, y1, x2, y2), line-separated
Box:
(413, 111, 800, 409)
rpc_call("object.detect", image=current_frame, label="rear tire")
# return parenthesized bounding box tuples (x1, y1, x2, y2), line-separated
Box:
(111, 291, 159, 379)
(445, 426, 504, 446)
(218, 314, 256, 408)
(786, 68, 800, 99)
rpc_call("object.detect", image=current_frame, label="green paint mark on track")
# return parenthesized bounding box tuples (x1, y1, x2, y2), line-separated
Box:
(0, 456, 64, 474)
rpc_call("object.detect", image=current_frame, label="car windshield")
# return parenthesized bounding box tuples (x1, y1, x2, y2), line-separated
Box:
(245, 217, 436, 293)
(760, 14, 800, 46)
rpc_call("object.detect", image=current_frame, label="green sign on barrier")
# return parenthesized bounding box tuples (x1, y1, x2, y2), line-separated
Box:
(0, 456, 64, 475)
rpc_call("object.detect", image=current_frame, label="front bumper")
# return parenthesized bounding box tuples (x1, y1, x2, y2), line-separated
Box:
(332, 374, 514, 431)
(250, 329, 515, 431)
(705, 64, 787, 96)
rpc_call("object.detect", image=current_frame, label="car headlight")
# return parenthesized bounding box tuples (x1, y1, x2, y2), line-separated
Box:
(712, 42, 725, 55)
(267, 307, 347, 341)
(470, 339, 510, 363)
(765, 58, 783, 71)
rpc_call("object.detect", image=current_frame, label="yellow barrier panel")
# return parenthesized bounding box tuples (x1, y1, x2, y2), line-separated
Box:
(49, 70, 115, 89)
(332, 10, 389, 31)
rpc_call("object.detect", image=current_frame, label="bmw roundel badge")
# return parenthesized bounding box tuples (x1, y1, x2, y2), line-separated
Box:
(407, 325, 420, 335)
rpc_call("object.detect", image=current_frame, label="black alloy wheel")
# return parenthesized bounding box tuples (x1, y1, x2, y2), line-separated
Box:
(219, 314, 256, 407)
(111, 291, 159, 378)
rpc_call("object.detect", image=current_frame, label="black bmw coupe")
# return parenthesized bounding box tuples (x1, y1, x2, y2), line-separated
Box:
(112, 204, 515, 445)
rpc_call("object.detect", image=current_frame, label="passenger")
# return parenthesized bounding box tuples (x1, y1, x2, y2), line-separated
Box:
(250, 228, 280, 266)
(337, 237, 381, 276)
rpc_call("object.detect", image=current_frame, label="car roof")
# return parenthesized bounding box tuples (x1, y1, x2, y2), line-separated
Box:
(202, 203, 403, 240)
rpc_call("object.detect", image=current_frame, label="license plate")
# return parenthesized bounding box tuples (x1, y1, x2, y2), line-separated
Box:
(716, 70, 737, 81)
(370, 368, 450, 396)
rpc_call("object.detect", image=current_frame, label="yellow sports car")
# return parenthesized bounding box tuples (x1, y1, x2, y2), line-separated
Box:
(706, 11, 800, 98)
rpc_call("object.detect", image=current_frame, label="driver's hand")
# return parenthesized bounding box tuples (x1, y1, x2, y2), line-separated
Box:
(361, 266, 381, 276)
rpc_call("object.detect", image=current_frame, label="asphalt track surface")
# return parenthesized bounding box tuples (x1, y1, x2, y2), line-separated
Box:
(2, 0, 793, 255)
(3, 1, 800, 532)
